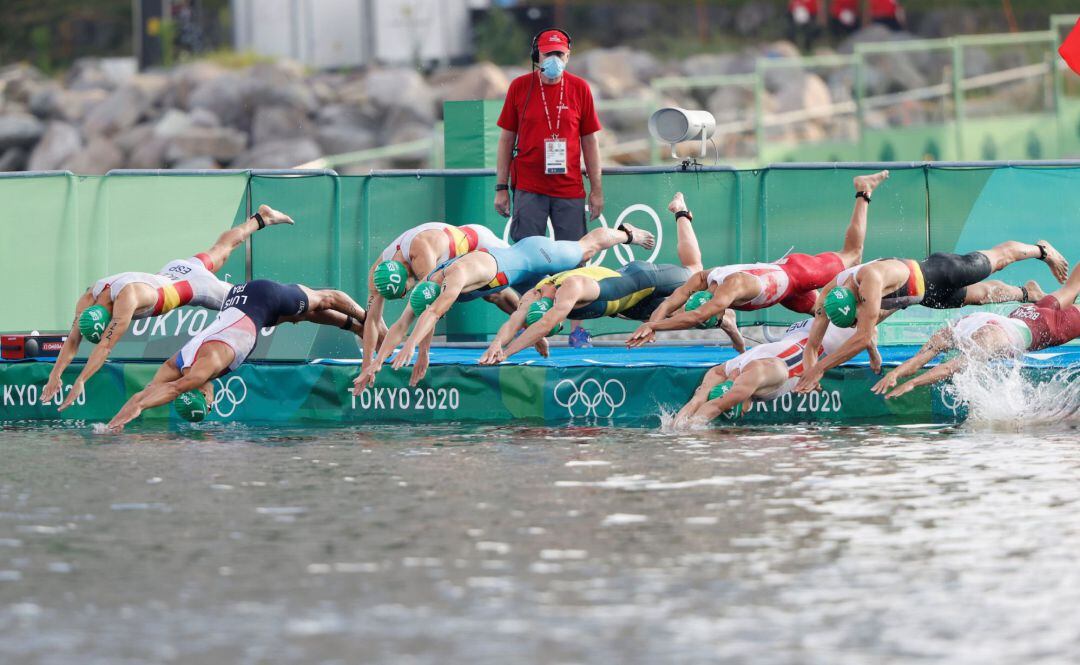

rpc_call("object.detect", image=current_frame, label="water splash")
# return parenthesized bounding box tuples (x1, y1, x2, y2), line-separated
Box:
(942, 353, 1080, 430)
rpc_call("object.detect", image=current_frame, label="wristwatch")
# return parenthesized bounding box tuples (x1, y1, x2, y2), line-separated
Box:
(494, 184, 509, 192)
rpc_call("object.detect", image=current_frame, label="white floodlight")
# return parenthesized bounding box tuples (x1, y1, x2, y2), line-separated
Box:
(648, 107, 716, 159)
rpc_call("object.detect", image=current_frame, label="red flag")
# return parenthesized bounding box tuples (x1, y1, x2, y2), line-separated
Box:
(1060, 18, 1080, 76)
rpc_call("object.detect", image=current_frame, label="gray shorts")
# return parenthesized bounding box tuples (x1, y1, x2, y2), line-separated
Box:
(510, 189, 587, 242)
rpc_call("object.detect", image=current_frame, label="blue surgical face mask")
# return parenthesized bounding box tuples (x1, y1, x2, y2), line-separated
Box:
(540, 55, 565, 79)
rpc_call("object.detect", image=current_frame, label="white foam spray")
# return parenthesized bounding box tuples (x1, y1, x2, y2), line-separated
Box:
(942, 351, 1080, 430)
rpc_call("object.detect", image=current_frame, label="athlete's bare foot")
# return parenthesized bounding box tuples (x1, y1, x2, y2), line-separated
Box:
(668, 192, 688, 216)
(1024, 280, 1045, 302)
(257, 204, 295, 226)
(619, 223, 656, 250)
(1037, 240, 1069, 284)
(853, 170, 889, 195)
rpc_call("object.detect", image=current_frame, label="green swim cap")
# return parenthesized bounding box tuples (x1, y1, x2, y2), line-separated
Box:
(410, 280, 442, 315)
(823, 286, 857, 328)
(373, 260, 409, 299)
(685, 290, 719, 329)
(173, 389, 208, 422)
(707, 381, 744, 420)
(525, 297, 564, 336)
(78, 305, 111, 344)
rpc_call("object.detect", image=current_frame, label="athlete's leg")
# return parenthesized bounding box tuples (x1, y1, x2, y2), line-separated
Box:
(1048, 264, 1080, 308)
(667, 192, 704, 272)
(836, 170, 889, 267)
(978, 240, 1068, 284)
(201, 204, 294, 272)
(577, 224, 655, 262)
(962, 279, 1045, 306)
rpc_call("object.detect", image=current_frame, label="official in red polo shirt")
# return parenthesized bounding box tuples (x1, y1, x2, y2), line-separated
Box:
(494, 28, 604, 347)
(495, 29, 603, 241)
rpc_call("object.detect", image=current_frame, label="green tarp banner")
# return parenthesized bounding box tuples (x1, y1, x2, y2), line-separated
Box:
(0, 360, 942, 426)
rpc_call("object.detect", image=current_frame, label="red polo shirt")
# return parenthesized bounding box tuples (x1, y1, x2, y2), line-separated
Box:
(497, 71, 602, 200)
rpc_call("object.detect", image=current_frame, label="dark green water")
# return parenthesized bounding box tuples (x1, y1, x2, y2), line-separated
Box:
(1, 422, 1079, 664)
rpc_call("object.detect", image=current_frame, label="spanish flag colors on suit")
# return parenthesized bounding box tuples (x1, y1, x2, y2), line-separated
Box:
(1060, 19, 1080, 76)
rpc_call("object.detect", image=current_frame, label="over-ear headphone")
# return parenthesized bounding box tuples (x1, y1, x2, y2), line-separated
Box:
(531, 28, 573, 64)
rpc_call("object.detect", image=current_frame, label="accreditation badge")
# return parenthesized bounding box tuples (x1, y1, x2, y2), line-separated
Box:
(545, 138, 568, 175)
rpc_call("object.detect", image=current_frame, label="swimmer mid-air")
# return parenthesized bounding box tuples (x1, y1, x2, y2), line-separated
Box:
(873, 262, 1080, 399)
(43, 205, 295, 411)
(672, 316, 884, 429)
(794, 236, 1069, 394)
(479, 192, 744, 365)
(627, 171, 890, 348)
(105, 279, 371, 432)
(353, 222, 656, 392)
(363, 222, 508, 379)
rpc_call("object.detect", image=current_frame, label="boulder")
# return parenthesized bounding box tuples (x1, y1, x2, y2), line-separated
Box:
(153, 109, 195, 140)
(707, 86, 758, 125)
(0, 113, 45, 150)
(168, 61, 229, 109)
(0, 147, 27, 172)
(188, 72, 253, 130)
(772, 72, 832, 115)
(27, 121, 83, 170)
(27, 82, 63, 118)
(172, 156, 220, 170)
(230, 138, 322, 169)
(575, 47, 660, 98)
(190, 108, 221, 127)
(359, 67, 436, 125)
(681, 53, 739, 78)
(113, 123, 155, 154)
(82, 86, 147, 137)
(65, 59, 114, 92)
(432, 62, 510, 104)
(251, 106, 311, 145)
(63, 137, 124, 174)
(316, 124, 377, 156)
(127, 135, 169, 169)
(128, 73, 171, 108)
(52, 89, 110, 124)
(166, 126, 248, 163)
(245, 61, 318, 113)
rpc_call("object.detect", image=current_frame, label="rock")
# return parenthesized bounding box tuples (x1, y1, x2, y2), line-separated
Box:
(245, 61, 318, 113)
(681, 53, 738, 77)
(63, 137, 124, 174)
(188, 72, 253, 129)
(251, 106, 311, 145)
(0, 113, 45, 150)
(230, 138, 322, 169)
(707, 86, 757, 125)
(168, 61, 228, 109)
(172, 156, 220, 170)
(384, 121, 431, 146)
(772, 72, 832, 115)
(114, 123, 155, 154)
(27, 82, 63, 118)
(153, 109, 194, 140)
(360, 67, 436, 125)
(315, 124, 377, 155)
(27, 121, 83, 170)
(52, 89, 110, 124)
(190, 108, 220, 127)
(82, 86, 147, 137)
(575, 47, 660, 97)
(432, 62, 510, 104)
(128, 73, 171, 108)
(166, 126, 248, 163)
(127, 135, 169, 169)
(0, 147, 27, 171)
(66, 59, 114, 91)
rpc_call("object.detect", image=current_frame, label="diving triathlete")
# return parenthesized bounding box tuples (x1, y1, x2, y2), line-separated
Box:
(44, 205, 295, 411)
(627, 171, 890, 348)
(105, 279, 370, 432)
(480, 192, 744, 364)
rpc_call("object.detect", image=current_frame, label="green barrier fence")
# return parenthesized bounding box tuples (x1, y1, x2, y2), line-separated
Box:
(4, 162, 1080, 357)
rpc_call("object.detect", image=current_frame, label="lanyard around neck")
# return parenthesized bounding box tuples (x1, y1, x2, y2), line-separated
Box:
(537, 70, 566, 138)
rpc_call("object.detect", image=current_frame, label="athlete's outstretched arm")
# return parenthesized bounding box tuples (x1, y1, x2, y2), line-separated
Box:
(353, 306, 417, 394)
(59, 291, 140, 412)
(391, 270, 468, 372)
(687, 366, 762, 425)
(646, 272, 707, 324)
(481, 290, 542, 364)
(501, 284, 580, 361)
(362, 264, 386, 373)
(886, 355, 966, 399)
(718, 310, 746, 353)
(800, 288, 833, 375)
(43, 291, 94, 404)
(107, 359, 216, 432)
(872, 327, 953, 395)
(485, 288, 521, 315)
(628, 283, 735, 348)
(796, 275, 883, 393)
(674, 364, 729, 427)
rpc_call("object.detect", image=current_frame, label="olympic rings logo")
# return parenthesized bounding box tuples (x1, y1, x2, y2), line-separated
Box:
(553, 378, 627, 419)
(213, 376, 248, 418)
(501, 203, 664, 268)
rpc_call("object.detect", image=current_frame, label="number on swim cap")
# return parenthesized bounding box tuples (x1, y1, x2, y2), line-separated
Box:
(78, 305, 112, 344)
(173, 389, 207, 422)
